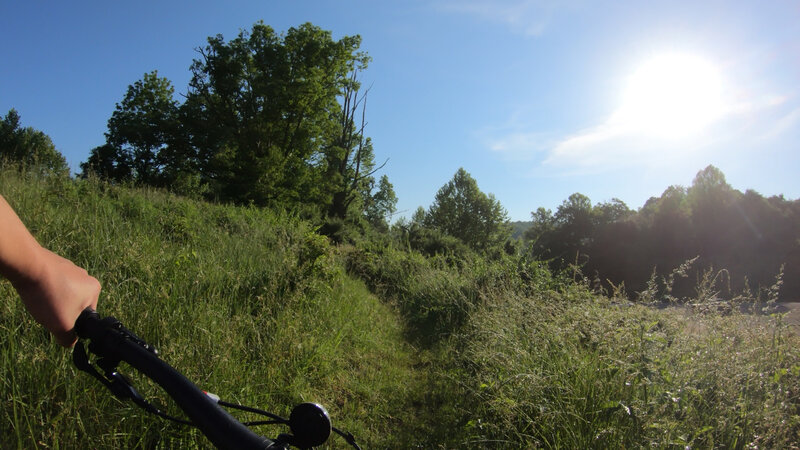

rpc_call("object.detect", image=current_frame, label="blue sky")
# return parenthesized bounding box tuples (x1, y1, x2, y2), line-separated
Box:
(2, 1, 798, 221)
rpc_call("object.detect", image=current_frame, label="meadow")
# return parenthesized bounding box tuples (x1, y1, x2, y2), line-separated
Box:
(1, 168, 798, 448)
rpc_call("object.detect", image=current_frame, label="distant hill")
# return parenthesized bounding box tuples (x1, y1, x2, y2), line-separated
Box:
(510, 221, 532, 240)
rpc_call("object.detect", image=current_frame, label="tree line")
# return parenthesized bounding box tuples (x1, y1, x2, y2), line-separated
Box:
(3, 21, 798, 301)
(1, 109, 68, 175)
(2, 21, 511, 250)
(522, 165, 800, 301)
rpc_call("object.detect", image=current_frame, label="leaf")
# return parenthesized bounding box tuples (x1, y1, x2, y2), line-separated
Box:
(600, 400, 620, 410)
(695, 425, 714, 436)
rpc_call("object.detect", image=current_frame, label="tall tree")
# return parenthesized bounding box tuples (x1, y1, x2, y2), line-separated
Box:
(364, 174, 398, 229)
(81, 71, 182, 185)
(185, 22, 367, 207)
(424, 168, 510, 252)
(544, 193, 596, 264)
(687, 165, 738, 261)
(524, 207, 556, 256)
(81, 143, 132, 181)
(324, 68, 389, 221)
(594, 198, 632, 225)
(0, 109, 68, 175)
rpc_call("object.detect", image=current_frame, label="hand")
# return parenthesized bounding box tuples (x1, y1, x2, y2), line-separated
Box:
(14, 248, 101, 347)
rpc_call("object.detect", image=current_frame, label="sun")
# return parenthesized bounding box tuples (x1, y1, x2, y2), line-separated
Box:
(612, 53, 724, 138)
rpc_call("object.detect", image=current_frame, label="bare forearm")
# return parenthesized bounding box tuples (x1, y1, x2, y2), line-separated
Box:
(0, 194, 45, 286)
(0, 194, 101, 346)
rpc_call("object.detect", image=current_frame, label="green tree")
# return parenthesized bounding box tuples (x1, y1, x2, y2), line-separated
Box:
(523, 207, 556, 256)
(686, 165, 738, 260)
(185, 22, 367, 207)
(0, 109, 68, 175)
(81, 71, 182, 185)
(550, 193, 595, 261)
(364, 174, 398, 229)
(555, 193, 593, 229)
(524, 165, 800, 300)
(424, 168, 510, 252)
(81, 143, 133, 181)
(594, 198, 632, 225)
(525, 193, 620, 269)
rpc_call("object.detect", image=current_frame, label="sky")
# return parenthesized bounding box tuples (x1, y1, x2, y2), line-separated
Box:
(1, 0, 798, 221)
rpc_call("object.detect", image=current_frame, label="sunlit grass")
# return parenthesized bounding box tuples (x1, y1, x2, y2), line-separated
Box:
(0, 169, 423, 448)
(2, 167, 798, 448)
(442, 280, 800, 448)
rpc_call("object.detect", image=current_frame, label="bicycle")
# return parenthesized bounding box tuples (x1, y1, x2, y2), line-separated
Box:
(73, 308, 361, 449)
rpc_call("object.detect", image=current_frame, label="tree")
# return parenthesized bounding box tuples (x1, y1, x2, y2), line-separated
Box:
(523, 165, 800, 301)
(81, 71, 182, 185)
(551, 193, 595, 259)
(424, 168, 510, 252)
(0, 109, 68, 175)
(525, 194, 628, 271)
(594, 198, 632, 225)
(687, 165, 738, 260)
(80, 22, 388, 214)
(364, 174, 397, 229)
(185, 22, 367, 207)
(524, 207, 556, 256)
(324, 68, 390, 221)
(81, 143, 133, 181)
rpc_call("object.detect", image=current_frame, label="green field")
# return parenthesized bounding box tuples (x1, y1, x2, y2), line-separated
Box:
(2, 168, 798, 448)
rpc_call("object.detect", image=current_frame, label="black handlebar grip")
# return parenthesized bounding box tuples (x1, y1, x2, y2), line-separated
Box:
(73, 308, 274, 449)
(74, 308, 103, 340)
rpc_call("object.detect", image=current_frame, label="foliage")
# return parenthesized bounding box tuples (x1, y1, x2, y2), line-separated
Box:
(2, 167, 799, 448)
(423, 168, 511, 253)
(524, 165, 800, 300)
(0, 109, 69, 175)
(81, 71, 184, 187)
(344, 231, 561, 345)
(0, 167, 425, 448)
(363, 174, 397, 230)
(185, 22, 364, 207)
(79, 22, 393, 223)
(323, 68, 385, 222)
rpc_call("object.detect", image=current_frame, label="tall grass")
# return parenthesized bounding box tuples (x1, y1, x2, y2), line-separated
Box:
(344, 234, 800, 448)
(440, 277, 800, 448)
(2, 167, 798, 448)
(0, 169, 424, 448)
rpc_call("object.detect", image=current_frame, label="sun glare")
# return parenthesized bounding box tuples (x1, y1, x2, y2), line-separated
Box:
(612, 53, 724, 138)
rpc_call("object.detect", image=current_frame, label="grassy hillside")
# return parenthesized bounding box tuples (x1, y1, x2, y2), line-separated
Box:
(0, 169, 428, 448)
(2, 168, 799, 448)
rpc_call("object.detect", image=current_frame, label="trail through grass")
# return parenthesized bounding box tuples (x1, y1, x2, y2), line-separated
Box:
(0, 170, 428, 448)
(2, 169, 798, 448)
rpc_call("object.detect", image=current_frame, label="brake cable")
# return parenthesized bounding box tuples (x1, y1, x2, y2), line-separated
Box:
(73, 313, 361, 449)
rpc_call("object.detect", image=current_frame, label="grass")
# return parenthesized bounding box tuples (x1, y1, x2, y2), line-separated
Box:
(1, 167, 798, 448)
(0, 169, 425, 448)
(439, 282, 800, 448)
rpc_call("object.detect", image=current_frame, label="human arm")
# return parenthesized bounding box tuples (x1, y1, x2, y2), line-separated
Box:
(0, 194, 100, 346)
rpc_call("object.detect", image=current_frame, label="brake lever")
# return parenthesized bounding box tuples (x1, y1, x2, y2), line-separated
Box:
(75, 337, 195, 425)
(73, 341, 113, 389)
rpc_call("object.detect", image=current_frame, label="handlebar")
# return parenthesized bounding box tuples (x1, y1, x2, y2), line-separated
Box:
(73, 309, 352, 449)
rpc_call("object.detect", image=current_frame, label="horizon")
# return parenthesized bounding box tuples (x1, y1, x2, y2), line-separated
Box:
(2, 1, 798, 221)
